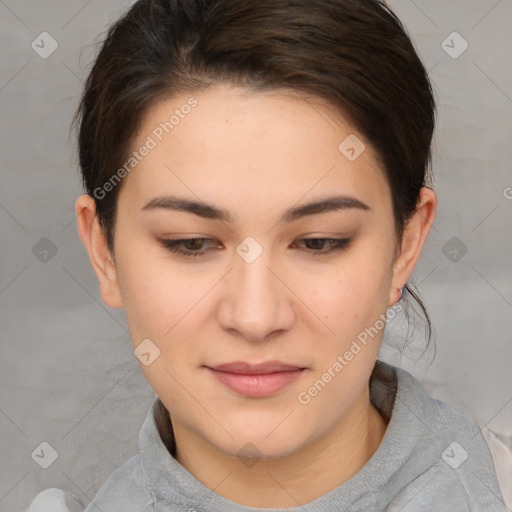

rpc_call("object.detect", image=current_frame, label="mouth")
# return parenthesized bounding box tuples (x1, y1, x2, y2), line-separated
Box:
(204, 361, 307, 397)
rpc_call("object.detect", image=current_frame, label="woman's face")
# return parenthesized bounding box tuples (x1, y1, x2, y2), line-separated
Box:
(94, 83, 408, 458)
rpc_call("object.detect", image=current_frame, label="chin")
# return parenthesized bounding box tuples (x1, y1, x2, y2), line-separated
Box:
(217, 435, 305, 462)
(208, 421, 309, 461)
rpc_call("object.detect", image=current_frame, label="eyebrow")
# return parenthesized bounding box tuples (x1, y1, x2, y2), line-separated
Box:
(141, 195, 371, 223)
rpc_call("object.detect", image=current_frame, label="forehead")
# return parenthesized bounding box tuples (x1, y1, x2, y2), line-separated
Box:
(121, 83, 390, 219)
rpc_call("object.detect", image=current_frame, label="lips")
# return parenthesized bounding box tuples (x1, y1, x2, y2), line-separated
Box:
(205, 361, 306, 397)
(209, 361, 305, 375)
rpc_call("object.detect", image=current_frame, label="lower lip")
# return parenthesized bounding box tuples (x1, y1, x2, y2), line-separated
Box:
(206, 368, 305, 397)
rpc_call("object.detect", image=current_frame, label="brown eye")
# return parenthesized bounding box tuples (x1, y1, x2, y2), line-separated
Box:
(292, 238, 352, 255)
(160, 238, 221, 257)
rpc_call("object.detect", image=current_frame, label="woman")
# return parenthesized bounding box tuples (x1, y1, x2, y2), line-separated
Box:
(73, 0, 507, 510)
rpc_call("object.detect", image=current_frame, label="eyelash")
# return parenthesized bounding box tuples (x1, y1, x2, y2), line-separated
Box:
(160, 237, 353, 258)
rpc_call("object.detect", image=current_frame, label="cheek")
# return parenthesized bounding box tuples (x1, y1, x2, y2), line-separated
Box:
(301, 259, 389, 323)
(115, 245, 202, 344)
(297, 258, 393, 373)
(117, 253, 211, 396)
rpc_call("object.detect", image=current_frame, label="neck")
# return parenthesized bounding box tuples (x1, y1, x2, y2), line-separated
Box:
(171, 384, 388, 508)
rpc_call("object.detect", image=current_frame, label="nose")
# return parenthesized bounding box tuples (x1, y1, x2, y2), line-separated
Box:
(216, 246, 295, 343)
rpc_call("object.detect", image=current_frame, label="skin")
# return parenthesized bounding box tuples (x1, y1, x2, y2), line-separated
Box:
(76, 82, 436, 508)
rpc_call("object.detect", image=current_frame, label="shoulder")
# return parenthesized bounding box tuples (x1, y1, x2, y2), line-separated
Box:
(389, 362, 507, 510)
(84, 454, 152, 512)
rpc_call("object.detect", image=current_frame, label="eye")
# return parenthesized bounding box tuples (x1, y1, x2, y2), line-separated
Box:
(160, 236, 353, 258)
(160, 238, 221, 258)
(291, 237, 352, 255)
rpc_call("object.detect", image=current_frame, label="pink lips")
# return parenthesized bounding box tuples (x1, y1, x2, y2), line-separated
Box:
(206, 361, 306, 397)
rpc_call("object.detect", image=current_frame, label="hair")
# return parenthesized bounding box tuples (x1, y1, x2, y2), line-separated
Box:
(73, 0, 437, 349)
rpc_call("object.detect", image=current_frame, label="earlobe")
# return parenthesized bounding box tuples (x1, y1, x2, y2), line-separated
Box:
(75, 194, 124, 309)
(389, 187, 437, 307)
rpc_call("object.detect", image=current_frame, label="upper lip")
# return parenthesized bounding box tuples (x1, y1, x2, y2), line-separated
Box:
(207, 361, 305, 375)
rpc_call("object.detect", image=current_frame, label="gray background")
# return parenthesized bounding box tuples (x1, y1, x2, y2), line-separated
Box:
(1, 0, 511, 510)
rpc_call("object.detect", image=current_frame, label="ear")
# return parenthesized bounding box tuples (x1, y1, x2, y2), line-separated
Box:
(388, 187, 437, 307)
(75, 194, 123, 309)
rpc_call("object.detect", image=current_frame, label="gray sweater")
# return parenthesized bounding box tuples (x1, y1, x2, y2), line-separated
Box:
(84, 361, 507, 511)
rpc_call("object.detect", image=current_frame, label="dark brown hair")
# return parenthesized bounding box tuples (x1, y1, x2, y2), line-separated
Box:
(73, 0, 437, 346)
